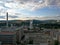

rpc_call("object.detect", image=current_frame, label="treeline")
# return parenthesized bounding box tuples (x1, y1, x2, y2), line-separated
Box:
(0, 22, 60, 29)
(38, 23, 60, 29)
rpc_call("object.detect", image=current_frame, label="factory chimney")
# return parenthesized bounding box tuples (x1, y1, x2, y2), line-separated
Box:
(6, 12, 8, 27)
(30, 20, 33, 30)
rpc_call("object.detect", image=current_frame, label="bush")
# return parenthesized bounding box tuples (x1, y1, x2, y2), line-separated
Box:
(29, 40, 33, 44)
(54, 40, 59, 45)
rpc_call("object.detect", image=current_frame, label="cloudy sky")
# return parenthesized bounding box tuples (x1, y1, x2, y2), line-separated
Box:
(0, 0, 60, 20)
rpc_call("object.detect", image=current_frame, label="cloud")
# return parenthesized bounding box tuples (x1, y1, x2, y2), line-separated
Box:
(14, 0, 47, 10)
(0, 0, 14, 3)
(15, 0, 60, 10)
(0, 16, 5, 19)
(0, 6, 4, 10)
(36, 15, 60, 20)
(0, 0, 60, 20)
(9, 15, 19, 18)
(14, 16, 60, 20)
(0, 0, 60, 11)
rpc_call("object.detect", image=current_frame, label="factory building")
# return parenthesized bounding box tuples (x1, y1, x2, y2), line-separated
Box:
(0, 32, 16, 45)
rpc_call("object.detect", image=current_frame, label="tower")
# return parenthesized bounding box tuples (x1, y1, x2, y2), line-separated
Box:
(30, 20, 33, 29)
(6, 12, 8, 27)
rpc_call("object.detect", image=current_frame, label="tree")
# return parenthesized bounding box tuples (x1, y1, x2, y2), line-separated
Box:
(54, 40, 59, 45)
(29, 39, 33, 44)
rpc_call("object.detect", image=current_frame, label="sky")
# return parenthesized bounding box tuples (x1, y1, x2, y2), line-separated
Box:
(0, 0, 60, 20)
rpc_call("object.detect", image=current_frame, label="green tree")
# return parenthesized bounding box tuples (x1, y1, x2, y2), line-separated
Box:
(54, 40, 59, 45)
(29, 40, 33, 44)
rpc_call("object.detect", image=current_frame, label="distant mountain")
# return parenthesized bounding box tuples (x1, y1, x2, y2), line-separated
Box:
(0, 20, 59, 24)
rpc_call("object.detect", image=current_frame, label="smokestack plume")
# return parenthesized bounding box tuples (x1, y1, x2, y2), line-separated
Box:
(6, 12, 8, 27)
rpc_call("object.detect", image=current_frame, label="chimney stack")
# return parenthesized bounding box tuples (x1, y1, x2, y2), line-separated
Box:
(6, 12, 8, 27)
(30, 20, 33, 30)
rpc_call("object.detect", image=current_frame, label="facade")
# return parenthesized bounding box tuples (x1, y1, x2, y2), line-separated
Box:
(0, 32, 16, 45)
(24, 31, 50, 45)
(16, 28, 24, 44)
(24, 29, 60, 45)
